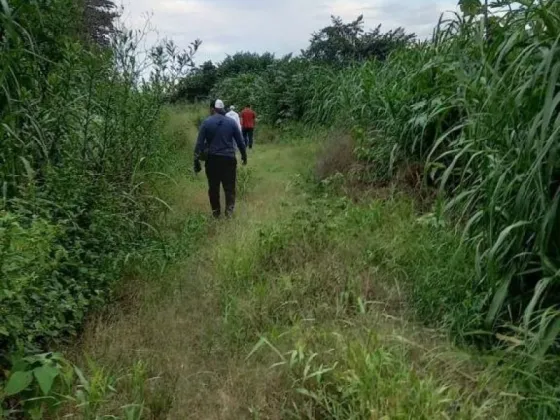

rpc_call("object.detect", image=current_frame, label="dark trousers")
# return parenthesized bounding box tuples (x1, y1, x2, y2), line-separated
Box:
(205, 155, 237, 217)
(242, 128, 254, 148)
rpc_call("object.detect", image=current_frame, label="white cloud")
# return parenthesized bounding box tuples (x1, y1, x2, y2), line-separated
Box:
(327, 0, 374, 19)
(120, 0, 458, 65)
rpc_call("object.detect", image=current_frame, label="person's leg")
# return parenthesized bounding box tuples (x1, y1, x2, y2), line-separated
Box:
(242, 128, 249, 147)
(205, 158, 221, 217)
(221, 158, 237, 217)
(248, 128, 254, 149)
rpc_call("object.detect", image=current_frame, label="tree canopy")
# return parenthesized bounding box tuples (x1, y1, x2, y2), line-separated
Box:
(82, 0, 120, 46)
(302, 15, 416, 65)
(172, 16, 416, 103)
(171, 52, 275, 102)
(216, 52, 275, 79)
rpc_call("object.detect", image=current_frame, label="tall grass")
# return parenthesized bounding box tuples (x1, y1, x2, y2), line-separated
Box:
(218, 0, 560, 356)
(1, 0, 195, 367)
(305, 0, 560, 350)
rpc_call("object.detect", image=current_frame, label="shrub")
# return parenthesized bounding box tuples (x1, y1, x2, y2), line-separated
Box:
(0, 0, 198, 362)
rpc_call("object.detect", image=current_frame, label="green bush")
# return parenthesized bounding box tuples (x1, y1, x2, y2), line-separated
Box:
(0, 0, 198, 363)
(1, 213, 66, 350)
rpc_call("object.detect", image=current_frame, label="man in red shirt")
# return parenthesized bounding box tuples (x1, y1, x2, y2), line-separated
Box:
(240, 104, 257, 149)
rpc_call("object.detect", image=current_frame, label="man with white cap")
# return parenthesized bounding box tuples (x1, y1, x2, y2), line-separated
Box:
(225, 105, 242, 132)
(194, 99, 247, 218)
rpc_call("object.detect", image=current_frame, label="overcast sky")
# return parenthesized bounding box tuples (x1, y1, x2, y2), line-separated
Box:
(121, 0, 459, 65)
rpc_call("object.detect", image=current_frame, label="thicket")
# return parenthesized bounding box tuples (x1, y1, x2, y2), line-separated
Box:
(171, 52, 276, 102)
(172, 14, 414, 106)
(212, 0, 560, 356)
(1, 0, 197, 371)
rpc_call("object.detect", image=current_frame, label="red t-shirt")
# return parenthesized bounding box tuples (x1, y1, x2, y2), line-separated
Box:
(241, 108, 257, 129)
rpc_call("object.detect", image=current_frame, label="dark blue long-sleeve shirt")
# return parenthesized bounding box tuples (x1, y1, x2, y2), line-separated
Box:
(194, 113, 247, 161)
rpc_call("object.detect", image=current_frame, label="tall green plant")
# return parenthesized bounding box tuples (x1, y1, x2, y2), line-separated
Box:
(312, 0, 560, 352)
(216, 0, 560, 360)
(0, 0, 198, 364)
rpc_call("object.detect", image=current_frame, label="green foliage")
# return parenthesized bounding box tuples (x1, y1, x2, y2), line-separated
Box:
(212, 73, 262, 111)
(205, 3, 560, 412)
(212, 171, 520, 418)
(216, 51, 276, 79)
(175, 16, 413, 106)
(459, 0, 483, 17)
(210, 16, 413, 124)
(233, 180, 560, 418)
(173, 52, 275, 102)
(0, 0, 198, 378)
(249, 334, 510, 419)
(1, 211, 71, 353)
(172, 60, 217, 102)
(216, 1, 560, 356)
(302, 15, 416, 65)
(212, 57, 327, 124)
(82, 0, 120, 46)
(302, 0, 560, 343)
(1, 353, 75, 418)
(237, 166, 254, 198)
(254, 192, 478, 332)
(0, 352, 151, 419)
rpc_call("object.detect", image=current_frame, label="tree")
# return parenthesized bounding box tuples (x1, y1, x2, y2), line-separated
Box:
(82, 0, 120, 46)
(302, 15, 415, 66)
(172, 52, 275, 102)
(358, 25, 416, 62)
(171, 60, 217, 102)
(458, 0, 483, 17)
(302, 15, 364, 64)
(216, 52, 275, 79)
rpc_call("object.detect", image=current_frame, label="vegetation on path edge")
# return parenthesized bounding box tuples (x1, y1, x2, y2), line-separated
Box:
(11, 107, 550, 419)
(4, 0, 560, 417)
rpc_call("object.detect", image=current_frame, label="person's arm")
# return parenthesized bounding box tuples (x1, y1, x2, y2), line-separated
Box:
(233, 123, 247, 163)
(194, 121, 207, 160)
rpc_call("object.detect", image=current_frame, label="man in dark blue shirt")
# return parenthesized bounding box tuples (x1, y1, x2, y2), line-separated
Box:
(194, 99, 247, 218)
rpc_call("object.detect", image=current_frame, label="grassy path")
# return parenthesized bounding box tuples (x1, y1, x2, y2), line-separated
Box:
(73, 115, 519, 419)
(75, 140, 317, 418)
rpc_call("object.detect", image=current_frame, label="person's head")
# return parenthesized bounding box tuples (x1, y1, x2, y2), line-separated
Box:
(210, 99, 225, 115)
(246, 103, 251, 109)
(229, 105, 236, 112)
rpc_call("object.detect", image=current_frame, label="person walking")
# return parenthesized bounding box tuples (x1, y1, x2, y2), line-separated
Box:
(240, 104, 257, 149)
(194, 99, 247, 218)
(226, 105, 242, 132)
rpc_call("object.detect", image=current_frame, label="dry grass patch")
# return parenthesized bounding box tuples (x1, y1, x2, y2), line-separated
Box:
(315, 131, 357, 181)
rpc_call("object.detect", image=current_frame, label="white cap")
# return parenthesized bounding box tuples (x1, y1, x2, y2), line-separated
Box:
(230, 105, 236, 110)
(214, 99, 225, 109)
